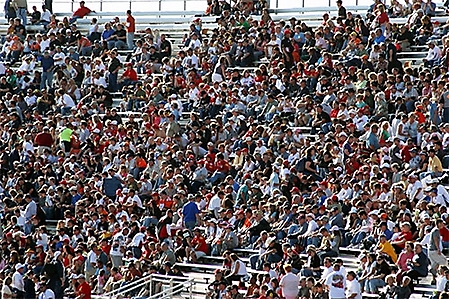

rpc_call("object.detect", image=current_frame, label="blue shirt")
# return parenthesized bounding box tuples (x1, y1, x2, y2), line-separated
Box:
(182, 201, 199, 223)
(102, 29, 115, 40)
(41, 56, 54, 72)
(383, 229, 393, 240)
(367, 132, 380, 150)
(71, 194, 81, 206)
(373, 35, 386, 44)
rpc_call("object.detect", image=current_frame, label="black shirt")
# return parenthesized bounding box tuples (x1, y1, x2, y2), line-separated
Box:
(160, 39, 172, 58)
(108, 57, 121, 73)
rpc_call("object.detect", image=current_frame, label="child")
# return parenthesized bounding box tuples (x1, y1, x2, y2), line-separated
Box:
(382, 274, 398, 299)
(434, 266, 449, 299)
(97, 269, 106, 294)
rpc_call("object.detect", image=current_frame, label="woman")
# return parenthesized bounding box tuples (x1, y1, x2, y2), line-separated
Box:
(396, 241, 415, 281)
(212, 56, 227, 83)
(303, 146, 322, 181)
(225, 253, 247, 283)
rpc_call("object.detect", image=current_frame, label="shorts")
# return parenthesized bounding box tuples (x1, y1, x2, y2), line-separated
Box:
(195, 251, 206, 259)
(429, 250, 448, 267)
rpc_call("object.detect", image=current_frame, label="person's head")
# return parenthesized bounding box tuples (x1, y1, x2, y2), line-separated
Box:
(346, 271, 356, 281)
(415, 243, 423, 253)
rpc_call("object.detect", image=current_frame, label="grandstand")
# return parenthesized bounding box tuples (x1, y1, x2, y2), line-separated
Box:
(1, 0, 448, 299)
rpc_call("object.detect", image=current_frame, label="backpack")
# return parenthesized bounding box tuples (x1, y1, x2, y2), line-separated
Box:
(295, 157, 307, 172)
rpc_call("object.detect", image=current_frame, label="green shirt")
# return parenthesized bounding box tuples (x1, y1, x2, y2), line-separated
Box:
(60, 128, 73, 142)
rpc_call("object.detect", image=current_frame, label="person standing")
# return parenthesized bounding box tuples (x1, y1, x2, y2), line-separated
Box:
(280, 264, 299, 299)
(107, 50, 121, 92)
(125, 10, 135, 50)
(428, 219, 448, 284)
(11, 0, 27, 26)
(182, 194, 201, 230)
(40, 50, 54, 90)
(11, 264, 25, 299)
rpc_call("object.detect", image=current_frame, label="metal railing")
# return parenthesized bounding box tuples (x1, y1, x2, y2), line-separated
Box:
(21, 0, 390, 15)
(97, 273, 194, 299)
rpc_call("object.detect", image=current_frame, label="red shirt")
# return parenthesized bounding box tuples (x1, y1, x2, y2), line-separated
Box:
(126, 15, 135, 33)
(215, 159, 230, 173)
(192, 235, 208, 254)
(440, 226, 449, 242)
(73, 6, 91, 18)
(101, 244, 111, 255)
(34, 132, 53, 147)
(77, 281, 91, 299)
(123, 68, 138, 81)
(396, 231, 413, 248)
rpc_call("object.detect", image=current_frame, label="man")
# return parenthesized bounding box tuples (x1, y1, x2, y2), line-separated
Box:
(366, 124, 380, 151)
(346, 271, 361, 299)
(423, 40, 442, 68)
(40, 50, 54, 90)
(11, 0, 27, 26)
(125, 10, 135, 50)
(280, 264, 298, 299)
(107, 50, 121, 92)
(69, 1, 93, 24)
(429, 219, 448, 284)
(325, 263, 346, 299)
(182, 194, 201, 230)
(23, 194, 36, 234)
(364, 255, 391, 293)
(228, 285, 244, 299)
(38, 279, 55, 299)
(76, 274, 91, 299)
(12, 263, 25, 299)
(336, 0, 346, 18)
(189, 227, 208, 262)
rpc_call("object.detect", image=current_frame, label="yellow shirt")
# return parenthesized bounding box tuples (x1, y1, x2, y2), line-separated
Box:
(429, 156, 443, 173)
(379, 241, 397, 263)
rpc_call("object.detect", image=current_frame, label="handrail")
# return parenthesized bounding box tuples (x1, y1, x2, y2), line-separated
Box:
(101, 273, 194, 299)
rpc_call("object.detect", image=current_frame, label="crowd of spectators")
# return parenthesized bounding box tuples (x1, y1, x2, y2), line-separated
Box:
(2, 0, 449, 299)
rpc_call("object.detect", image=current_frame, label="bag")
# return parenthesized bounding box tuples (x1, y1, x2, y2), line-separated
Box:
(295, 157, 306, 172)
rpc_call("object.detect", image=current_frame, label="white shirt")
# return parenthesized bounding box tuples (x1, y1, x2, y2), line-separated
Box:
(425, 45, 442, 62)
(208, 195, 221, 211)
(188, 39, 201, 50)
(280, 272, 299, 297)
(127, 194, 143, 209)
(325, 271, 346, 299)
(93, 76, 107, 88)
(40, 39, 50, 52)
(39, 288, 55, 299)
(59, 94, 75, 108)
(12, 271, 24, 292)
(436, 275, 447, 292)
(346, 279, 362, 299)
(53, 52, 66, 66)
(41, 10, 51, 22)
(182, 54, 198, 69)
(131, 232, 145, 247)
(25, 95, 37, 106)
(354, 114, 368, 132)
(406, 180, 423, 201)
